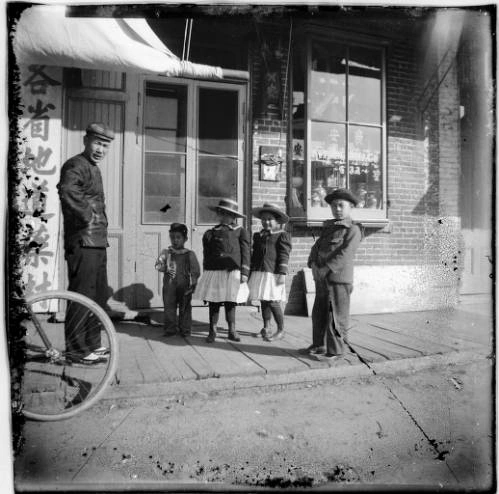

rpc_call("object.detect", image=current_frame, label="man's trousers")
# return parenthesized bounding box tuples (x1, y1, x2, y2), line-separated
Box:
(65, 245, 108, 357)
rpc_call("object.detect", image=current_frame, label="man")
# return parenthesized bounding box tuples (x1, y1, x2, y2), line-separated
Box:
(57, 123, 114, 364)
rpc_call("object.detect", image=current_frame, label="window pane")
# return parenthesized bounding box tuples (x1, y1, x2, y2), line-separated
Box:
(145, 83, 187, 152)
(310, 42, 346, 121)
(143, 153, 185, 223)
(291, 55, 306, 216)
(348, 47, 382, 124)
(199, 88, 238, 156)
(348, 126, 382, 208)
(197, 156, 238, 223)
(310, 122, 347, 210)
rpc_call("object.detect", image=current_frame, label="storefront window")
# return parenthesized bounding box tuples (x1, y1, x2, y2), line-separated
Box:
(290, 37, 386, 222)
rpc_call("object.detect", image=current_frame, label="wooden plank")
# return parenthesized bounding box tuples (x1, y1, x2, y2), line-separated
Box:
(356, 314, 487, 352)
(352, 322, 455, 356)
(114, 322, 167, 384)
(140, 327, 208, 382)
(114, 324, 148, 385)
(347, 342, 387, 363)
(186, 332, 266, 378)
(226, 335, 311, 375)
(348, 330, 419, 360)
(234, 309, 328, 371)
(360, 309, 491, 344)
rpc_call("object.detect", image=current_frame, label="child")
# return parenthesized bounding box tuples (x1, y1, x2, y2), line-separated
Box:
(194, 198, 250, 343)
(248, 203, 292, 342)
(306, 188, 362, 360)
(155, 223, 200, 337)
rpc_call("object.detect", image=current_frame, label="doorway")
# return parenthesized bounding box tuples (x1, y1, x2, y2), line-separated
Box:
(131, 77, 247, 308)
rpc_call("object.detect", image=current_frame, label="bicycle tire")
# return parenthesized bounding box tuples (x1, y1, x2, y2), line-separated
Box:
(21, 290, 119, 421)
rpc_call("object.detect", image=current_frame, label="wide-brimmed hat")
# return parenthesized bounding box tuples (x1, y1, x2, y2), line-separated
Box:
(86, 122, 115, 142)
(252, 203, 289, 223)
(208, 198, 245, 218)
(324, 188, 358, 206)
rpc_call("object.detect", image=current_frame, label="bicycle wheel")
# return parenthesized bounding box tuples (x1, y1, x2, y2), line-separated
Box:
(21, 290, 119, 421)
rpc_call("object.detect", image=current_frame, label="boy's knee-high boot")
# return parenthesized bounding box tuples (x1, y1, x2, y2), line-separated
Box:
(207, 303, 219, 343)
(225, 303, 240, 342)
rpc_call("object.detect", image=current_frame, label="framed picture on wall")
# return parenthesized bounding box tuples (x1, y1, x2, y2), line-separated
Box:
(259, 145, 283, 181)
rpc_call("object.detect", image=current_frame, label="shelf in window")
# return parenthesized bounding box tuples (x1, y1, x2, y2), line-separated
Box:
(290, 217, 390, 230)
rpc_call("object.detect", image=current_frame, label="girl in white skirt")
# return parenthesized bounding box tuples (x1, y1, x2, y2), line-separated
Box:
(248, 203, 292, 342)
(194, 198, 250, 343)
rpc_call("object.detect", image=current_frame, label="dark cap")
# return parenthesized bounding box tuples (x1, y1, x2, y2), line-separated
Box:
(324, 188, 358, 206)
(86, 123, 115, 142)
(169, 223, 188, 238)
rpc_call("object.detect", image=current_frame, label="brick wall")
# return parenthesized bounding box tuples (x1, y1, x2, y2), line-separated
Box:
(248, 21, 461, 314)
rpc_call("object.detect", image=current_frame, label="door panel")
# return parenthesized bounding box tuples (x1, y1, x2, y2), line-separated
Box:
(461, 229, 492, 294)
(131, 78, 246, 308)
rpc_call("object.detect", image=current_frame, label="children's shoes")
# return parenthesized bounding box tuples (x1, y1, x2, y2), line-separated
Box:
(265, 330, 284, 342)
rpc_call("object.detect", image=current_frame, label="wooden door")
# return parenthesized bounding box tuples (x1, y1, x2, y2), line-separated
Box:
(130, 77, 246, 308)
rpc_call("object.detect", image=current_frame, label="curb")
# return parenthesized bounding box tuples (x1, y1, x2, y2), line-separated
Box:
(97, 349, 491, 407)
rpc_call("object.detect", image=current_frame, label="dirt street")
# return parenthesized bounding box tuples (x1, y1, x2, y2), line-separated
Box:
(14, 357, 493, 491)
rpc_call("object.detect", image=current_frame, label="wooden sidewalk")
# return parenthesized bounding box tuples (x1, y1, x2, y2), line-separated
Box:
(111, 303, 493, 388)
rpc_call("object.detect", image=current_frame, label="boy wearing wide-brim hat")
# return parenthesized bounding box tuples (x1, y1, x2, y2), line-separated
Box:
(194, 198, 250, 343)
(304, 188, 363, 360)
(248, 203, 292, 341)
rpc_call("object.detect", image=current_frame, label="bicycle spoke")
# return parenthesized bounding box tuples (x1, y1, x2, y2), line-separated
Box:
(21, 291, 118, 421)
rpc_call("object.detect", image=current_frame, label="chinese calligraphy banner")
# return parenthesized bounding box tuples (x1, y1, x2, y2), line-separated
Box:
(18, 64, 63, 296)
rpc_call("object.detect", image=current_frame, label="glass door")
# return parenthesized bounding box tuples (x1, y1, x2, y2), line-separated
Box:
(191, 84, 245, 267)
(132, 78, 245, 308)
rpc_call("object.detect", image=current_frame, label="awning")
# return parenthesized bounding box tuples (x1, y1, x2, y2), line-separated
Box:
(13, 5, 224, 79)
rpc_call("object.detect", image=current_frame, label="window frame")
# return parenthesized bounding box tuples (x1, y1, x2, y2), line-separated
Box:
(288, 29, 389, 226)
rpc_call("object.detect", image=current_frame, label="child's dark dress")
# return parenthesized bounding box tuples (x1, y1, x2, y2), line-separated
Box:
(248, 229, 292, 302)
(194, 224, 250, 303)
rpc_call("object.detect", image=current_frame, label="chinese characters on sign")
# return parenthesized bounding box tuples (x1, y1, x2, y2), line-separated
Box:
(19, 65, 62, 295)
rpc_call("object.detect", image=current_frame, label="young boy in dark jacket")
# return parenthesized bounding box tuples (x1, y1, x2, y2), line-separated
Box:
(306, 188, 363, 360)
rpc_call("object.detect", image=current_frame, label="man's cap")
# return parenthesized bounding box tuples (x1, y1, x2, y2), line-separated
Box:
(86, 123, 115, 142)
(324, 188, 358, 206)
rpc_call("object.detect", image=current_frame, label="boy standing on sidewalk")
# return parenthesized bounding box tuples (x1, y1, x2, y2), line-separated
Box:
(306, 189, 363, 361)
(155, 223, 200, 337)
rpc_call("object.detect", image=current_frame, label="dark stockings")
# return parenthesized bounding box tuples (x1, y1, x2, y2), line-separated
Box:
(209, 302, 236, 331)
(260, 301, 284, 332)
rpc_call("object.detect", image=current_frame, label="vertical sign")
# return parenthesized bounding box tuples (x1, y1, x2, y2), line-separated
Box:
(18, 64, 63, 296)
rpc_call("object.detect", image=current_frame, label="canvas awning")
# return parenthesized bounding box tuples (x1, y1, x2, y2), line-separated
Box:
(13, 5, 224, 79)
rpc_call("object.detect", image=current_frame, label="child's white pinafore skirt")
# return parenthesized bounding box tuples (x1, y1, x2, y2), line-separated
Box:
(248, 271, 287, 302)
(194, 270, 249, 303)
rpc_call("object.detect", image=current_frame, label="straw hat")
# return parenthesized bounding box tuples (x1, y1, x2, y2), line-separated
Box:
(251, 203, 289, 223)
(208, 198, 246, 218)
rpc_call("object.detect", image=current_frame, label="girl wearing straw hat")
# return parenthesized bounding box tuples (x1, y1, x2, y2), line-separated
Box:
(194, 198, 250, 343)
(248, 203, 292, 342)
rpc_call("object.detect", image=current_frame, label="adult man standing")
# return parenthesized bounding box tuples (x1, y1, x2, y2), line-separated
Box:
(57, 123, 114, 364)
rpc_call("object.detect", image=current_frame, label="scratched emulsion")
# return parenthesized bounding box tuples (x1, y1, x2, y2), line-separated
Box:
(7, 4, 29, 456)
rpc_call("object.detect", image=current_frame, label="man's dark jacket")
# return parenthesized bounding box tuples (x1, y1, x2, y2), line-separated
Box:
(57, 153, 108, 251)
